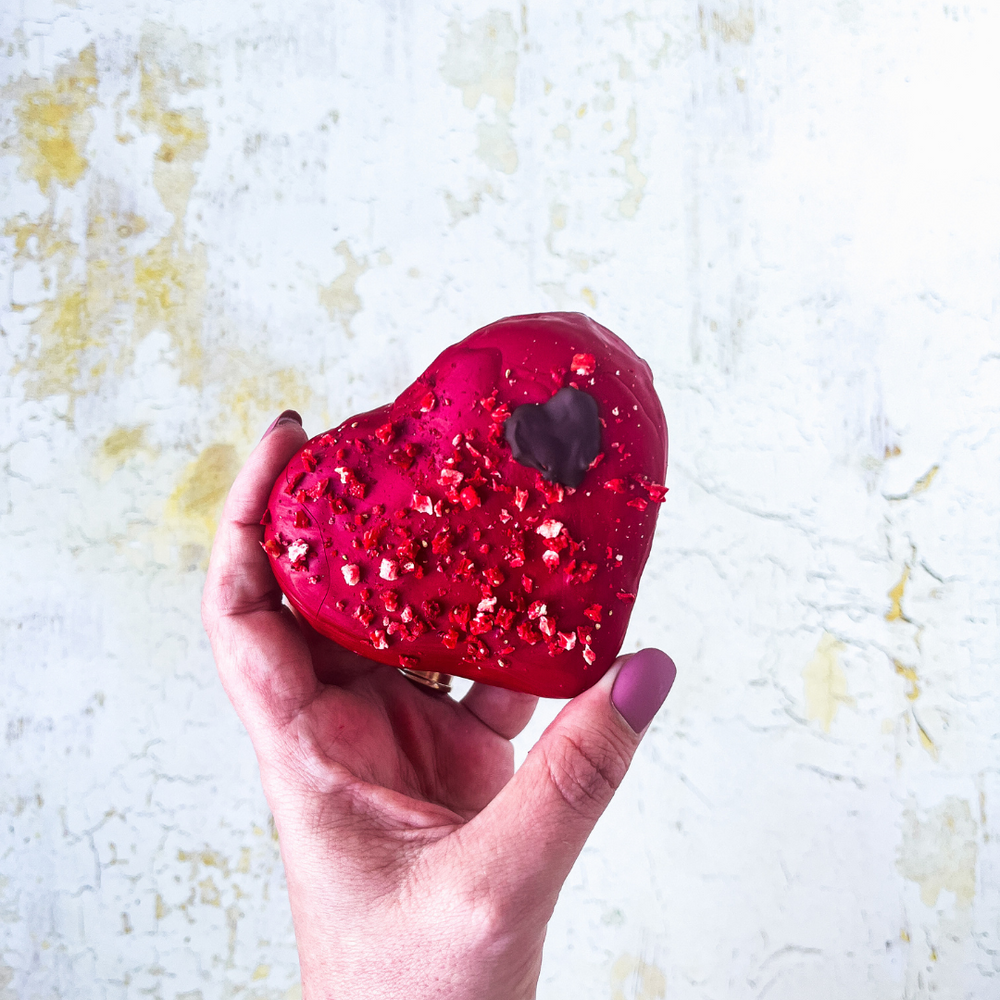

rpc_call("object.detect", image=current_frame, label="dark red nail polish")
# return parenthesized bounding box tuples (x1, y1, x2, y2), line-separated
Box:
(611, 648, 676, 734)
(262, 410, 302, 440)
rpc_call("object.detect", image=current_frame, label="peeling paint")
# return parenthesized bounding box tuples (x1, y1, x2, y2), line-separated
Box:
(611, 953, 667, 1000)
(442, 10, 519, 174)
(165, 443, 240, 560)
(8, 43, 99, 194)
(886, 565, 911, 622)
(895, 660, 920, 701)
(898, 798, 977, 908)
(701, 4, 757, 47)
(614, 107, 647, 218)
(5, 34, 208, 417)
(803, 632, 854, 732)
(318, 241, 369, 337)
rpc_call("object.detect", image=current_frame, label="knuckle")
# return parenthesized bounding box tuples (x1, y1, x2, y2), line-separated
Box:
(543, 728, 631, 822)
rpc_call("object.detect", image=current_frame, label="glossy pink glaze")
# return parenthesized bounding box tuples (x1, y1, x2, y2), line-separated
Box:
(263, 312, 668, 698)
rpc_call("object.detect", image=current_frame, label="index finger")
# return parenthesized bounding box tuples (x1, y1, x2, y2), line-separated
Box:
(202, 413, 321, 728)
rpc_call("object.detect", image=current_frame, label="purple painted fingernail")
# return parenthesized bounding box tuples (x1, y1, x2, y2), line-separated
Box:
(261, 410, 302, 440)
(611, 648, 676, 734)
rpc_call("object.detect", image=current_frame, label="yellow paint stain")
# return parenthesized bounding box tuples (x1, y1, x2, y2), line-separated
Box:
(803, 632, 854, 732)
(898, 797, 977, 907)
(610, 952, 666, 1000)
(283, 986, 303, 1000)
(576, 103, 588, 118)
(710, 6, 756, 44)
(884, 444, 901, 458)
(236, 847, 252, 874)
(129, 42, 209, 386)
(552, 123, 571, 141)
(581, 287, 597, 309)
(900, 929, 910, 942)
(5, 210, 75, 262)
(442, 11, 519, 174)
(226, 903, 241, 966)
(894, 661, 920, 701)
(252, 964, 270, 981)
(100, 424, 150, 467)
(165, 444, 240, 560)
(550, 203, 568, 232)
(442, 11, 517, 112)
(916, 718, 939, 761)
(886, 565, 911, 622)
(614, 107, 647, 219)
(198, 876, 221, 907)
(912, 464, 939, 494)
(16, 284, 95, 403)
(476, 117, 519, 174)
(10, 43, 98, 194)
(319, 241, 369, 337)
(7, 35, 208, 414)
(155, 893, 168, 920)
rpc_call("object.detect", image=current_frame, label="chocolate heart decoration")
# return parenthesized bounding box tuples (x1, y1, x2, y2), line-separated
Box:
(262, 312, 668, 698)
(505, 387, 602, 488)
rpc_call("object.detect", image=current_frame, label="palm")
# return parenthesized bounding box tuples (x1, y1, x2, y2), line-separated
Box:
(282, 615, 525, 821)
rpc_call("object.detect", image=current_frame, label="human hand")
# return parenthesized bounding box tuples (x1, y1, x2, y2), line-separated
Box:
(202, 412, 677, 1000)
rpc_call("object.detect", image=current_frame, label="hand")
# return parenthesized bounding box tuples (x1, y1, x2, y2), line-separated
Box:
(202, 412, 677, 1000)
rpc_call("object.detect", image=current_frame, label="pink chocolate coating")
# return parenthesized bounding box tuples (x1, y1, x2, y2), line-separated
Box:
(263, 312, 668, 698)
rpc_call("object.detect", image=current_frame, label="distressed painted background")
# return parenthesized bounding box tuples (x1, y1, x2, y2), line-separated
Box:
(2, 1, 999, 997)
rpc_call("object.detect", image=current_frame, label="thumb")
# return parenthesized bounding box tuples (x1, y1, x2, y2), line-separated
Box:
(462, 648, 676, 921)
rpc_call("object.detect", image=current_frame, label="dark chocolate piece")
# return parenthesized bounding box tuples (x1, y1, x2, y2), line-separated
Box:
(504, 387, 602, 488)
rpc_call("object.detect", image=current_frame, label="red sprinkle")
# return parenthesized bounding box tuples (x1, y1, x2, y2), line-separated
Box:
(375, 422, 394, 444)
(646, 483, 669, 502)
(458, 486, 481, 510)
(571, 352, 596, 376)
(449, 604, 472, 628)
(583, 604, 603, 622)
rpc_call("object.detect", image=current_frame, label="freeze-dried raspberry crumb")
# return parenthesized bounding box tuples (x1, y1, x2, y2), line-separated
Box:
(645, 483, 669, 502)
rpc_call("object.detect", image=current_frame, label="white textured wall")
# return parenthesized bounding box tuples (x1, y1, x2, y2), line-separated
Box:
(2, 1, 999, 997)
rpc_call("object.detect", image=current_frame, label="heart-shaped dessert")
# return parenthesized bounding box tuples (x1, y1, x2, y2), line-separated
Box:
(262, 312, 667, 698)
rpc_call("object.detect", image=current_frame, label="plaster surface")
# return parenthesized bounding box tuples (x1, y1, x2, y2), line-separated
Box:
(2, 2, 999, 998)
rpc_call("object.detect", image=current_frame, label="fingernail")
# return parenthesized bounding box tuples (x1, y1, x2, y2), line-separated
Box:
(611, 648, 676, 734)
(261, 410, 302, 440)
